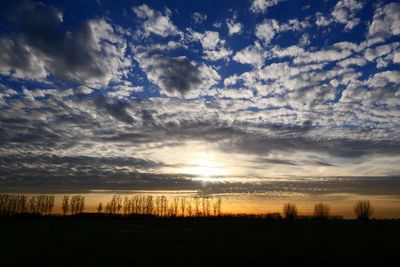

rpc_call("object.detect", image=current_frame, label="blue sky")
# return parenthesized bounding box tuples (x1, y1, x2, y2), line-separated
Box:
(0, 0, 399, 192)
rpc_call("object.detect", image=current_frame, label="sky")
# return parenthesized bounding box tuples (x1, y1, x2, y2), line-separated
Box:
(0, 0, 400, 195)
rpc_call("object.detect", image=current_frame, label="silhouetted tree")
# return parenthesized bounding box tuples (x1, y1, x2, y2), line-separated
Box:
(194, 197, 200, 216)
(62, 196, 69, 216)
(180, 197, 186, 217)
(123, 196, 130, 215)
(97, 202, 103, 213)
(70, 195, 85, 215)
(213, 198, 222, 216)
(354, 200, 373, 221)
(314, 203, 330, 220)
(283, 203, 298, 220)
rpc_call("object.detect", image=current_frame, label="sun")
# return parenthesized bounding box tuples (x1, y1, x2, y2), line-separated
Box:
(181, 152, 228, 177)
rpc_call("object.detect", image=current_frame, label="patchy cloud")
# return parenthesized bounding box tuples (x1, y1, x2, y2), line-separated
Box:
(0, 2, 130, 87)
(250, 0, 284, 13)
(0, 0, 400, 193)
(133, 4, 181, 37)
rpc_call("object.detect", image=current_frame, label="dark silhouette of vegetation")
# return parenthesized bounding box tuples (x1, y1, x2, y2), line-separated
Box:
(97, 202, 103, 213)
(70, 195, 85, 215)
(100, 195, 223, 217)
(62, 196, 69, 216)
(283, 203, 298, 220)
(0, 194, 54, 215)
(0, 194, 381, 222)
(354, 200, 374, 221)
(314, 203, 330, 220)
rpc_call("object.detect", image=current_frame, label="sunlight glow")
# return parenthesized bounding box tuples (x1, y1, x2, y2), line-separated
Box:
(181, 152, 228, 177)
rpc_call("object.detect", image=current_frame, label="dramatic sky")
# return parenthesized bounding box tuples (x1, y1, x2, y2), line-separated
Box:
(0, 0, 400, 193)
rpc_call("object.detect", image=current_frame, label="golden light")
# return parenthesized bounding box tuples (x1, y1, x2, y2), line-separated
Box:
(181, 152, 228, 177)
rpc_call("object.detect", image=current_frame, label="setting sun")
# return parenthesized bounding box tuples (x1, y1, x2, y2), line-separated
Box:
(181, 152, 228, 177)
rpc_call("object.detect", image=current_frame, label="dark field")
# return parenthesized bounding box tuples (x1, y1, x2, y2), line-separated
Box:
(1, 216, 399, 266)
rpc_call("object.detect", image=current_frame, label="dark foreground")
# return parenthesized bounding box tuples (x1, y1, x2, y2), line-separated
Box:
(1, 216, 399, 266)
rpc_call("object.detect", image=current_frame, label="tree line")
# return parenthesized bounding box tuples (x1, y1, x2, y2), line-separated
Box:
(0, 194, 55, 215)
(0, 194, 375, 220)
(97, 195, 223, 217)
(282, 200, 374, 221)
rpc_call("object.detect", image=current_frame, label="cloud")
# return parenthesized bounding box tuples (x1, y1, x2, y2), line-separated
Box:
(94, 95, 135, 124)
(233, 41, 268, 68)
(249, 0, 284, 13)
(331, 0, 364, 30)
(134, 53, 220, 98)
(192, 12, 207, 24)
(255, 18, 310, 45)
(190, 30, 233, 61)
(368, 2, 400, 37)
(255, 19, 280, 45)
(226, 18, 243, 36)
(315, 0, 364, 31)
(364, 42, 399, 62)
(0, 2, 130, 87)
(133, 4, 181, 37)
(107, 82, 143, 100)
(293, 45, 353, 64)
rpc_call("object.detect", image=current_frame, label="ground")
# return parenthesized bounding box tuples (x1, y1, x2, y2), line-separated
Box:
(0, 215, 399, 266)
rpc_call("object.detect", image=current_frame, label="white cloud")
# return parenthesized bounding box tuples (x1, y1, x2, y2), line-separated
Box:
(223, 75, 240, 86)
(315, 0, 364, 31)
(299, 33, 310, 47)
(255, 18, 310, 45)
(294, 48, 352, 64)
(316, 12, 331, 27)
(226, 18, 243, 36)
(272, 45, 305, 58)
(233, 42, 268, 68)
(216, 88, 254, 99)
(364, 42, 399, 62)
(190, 31, 232, 61)
(133, 4, 181, 37)
(331, 0, 364, 30)
(250, 0, 284, 13)
(394, 51, 400, 64)
(192, 12, 207, 24)
(107, 83, 143, 100)
(203, 47, 233, 61)
(76, 86, 94, 95)
(367, 70, 400, 88)
(196, 31, 220, 50)
(255, 19, 280, 45)
(337, 56, 367, 68)
(368, 2, 400, 37)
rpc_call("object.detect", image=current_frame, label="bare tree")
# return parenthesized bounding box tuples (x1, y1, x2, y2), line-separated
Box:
(62, 196, 69, 216)
(314, 203, 330, 220)
(180, 197, 186, 217)
(213, 198, 222, 216)
(187, 200, 193, 217)
(28, 197, 37, 214)
(194, 196, 200, 216)
(354, 200, 373, 221)
(283, 203, 298, 220)
(70, 195, 85, 215)
(97, 202, 103, 213)
(123, 196, 130, 215)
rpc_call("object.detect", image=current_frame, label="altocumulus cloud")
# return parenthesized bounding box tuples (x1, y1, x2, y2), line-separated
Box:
(0, 0, 400, 192)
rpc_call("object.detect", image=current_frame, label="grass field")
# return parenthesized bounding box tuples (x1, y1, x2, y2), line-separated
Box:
(1, 215, 399, 266)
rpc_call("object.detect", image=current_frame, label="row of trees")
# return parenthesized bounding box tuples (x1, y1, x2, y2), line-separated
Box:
(97, 195, 223, 217)
(0, 194, 55, 215)
(283, 201, 374, 221)
(62, 195, 85, 215)
(0, 194, 375, 220)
